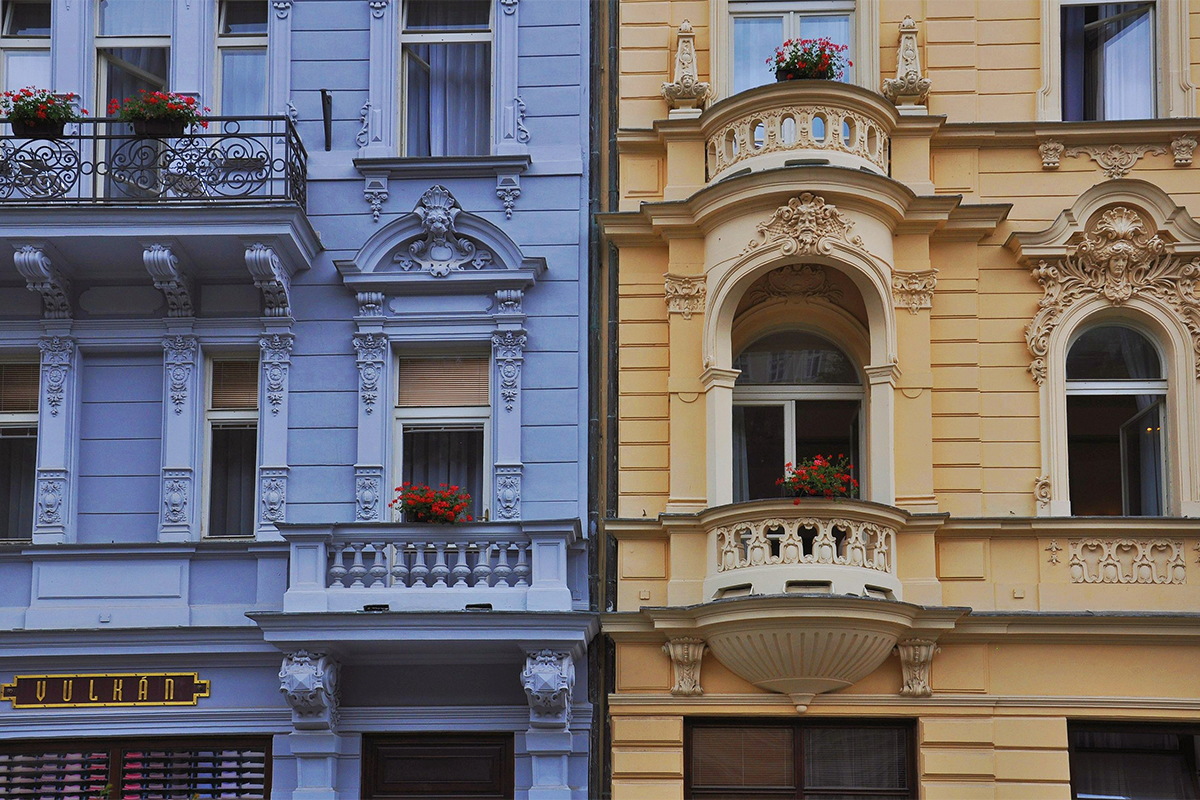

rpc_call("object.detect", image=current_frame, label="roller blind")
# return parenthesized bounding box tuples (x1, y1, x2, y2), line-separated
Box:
(0, 364, 39, 413)
(397, 356, 489, 407)
(211, 360, 259, 410)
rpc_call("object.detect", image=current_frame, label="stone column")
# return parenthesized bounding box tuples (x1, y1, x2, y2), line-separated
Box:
(521, 650, 576, 799)
(159, 333, 200, 542)
(258, 327, 294, 540)
(280, 651, 343, 800)
(34, 333, 77, 544)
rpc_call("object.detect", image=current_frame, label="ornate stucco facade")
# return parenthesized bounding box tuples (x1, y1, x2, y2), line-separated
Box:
(598, 1, 1200, 797)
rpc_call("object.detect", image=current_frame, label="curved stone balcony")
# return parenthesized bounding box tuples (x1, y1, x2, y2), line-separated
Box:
(701, 499, 905, 602)
(702, 81, 896, 183)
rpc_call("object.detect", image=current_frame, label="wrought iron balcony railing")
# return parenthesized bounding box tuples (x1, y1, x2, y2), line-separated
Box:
(0, 116, 306, 207)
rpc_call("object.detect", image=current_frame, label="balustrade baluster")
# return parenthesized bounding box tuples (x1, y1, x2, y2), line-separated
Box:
(472, 543, 494, 587)
(493, 542, 513, 587)
(347, 542, 368, 587)
(430, 542, 450, 587)
(390, 544, 410, 588)
(450, 543, 472, 587)
(512, 543, 531, 587)
(327, 544, 348, 588)
(368, 542, 388, 587)
(409, 542, 430, 588)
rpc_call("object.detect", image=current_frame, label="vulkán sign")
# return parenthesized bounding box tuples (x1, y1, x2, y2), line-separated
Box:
(0, 673, 210, 708)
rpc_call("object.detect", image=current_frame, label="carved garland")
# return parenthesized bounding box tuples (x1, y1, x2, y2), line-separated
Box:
(353, 333, 387, 414)
(492, 331, 526, 412)
(1039, 138, 1197, 176)
(39, 336, 73, 417)
(1024, 206, 1200, 383)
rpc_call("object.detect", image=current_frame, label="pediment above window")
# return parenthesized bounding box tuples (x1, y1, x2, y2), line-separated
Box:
(335, 185, 546, 297)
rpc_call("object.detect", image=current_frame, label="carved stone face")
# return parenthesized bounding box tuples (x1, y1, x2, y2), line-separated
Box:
(1108, 249, 1129, 276)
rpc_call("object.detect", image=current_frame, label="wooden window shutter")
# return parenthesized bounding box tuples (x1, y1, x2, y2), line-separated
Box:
(0, 364, 39, 413)
(397, 357, 489, 407)
(211, 360, 259, 410)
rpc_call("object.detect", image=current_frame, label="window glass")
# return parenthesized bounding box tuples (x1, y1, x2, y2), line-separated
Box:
(4, 1, 50, 37)
(363, 734, 513, 798)
(1071, 728, 1199, 800)
(3, 50, 47, 90)
(733, 16, 783, 94)
(98, 0, 172, 36)
(804, 727, 908, 790)
(795, 398, 858, 470)
(734, 331, 859, 385)
(402, 428, 484, 518)
(1067, 325, 1161, 380)
(209, 425, 257, 537)
(733, 404, 785, 502)
(1062, 3, 1155, 121)
(405, 0, 490, 30)
(221, 0, 268, 35)
(221, 48, 268, 117)
(0, 427, 35, 539)
(691, 726, 795, 790)
(404, 41, 491, 157)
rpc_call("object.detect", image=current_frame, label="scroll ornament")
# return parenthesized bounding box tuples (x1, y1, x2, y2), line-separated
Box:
(891, 269, 937, 313)
(745, 192, 867, 257)
(1024, 207, 1200, 383)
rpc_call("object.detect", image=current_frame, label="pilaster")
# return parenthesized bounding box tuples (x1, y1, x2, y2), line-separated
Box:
(492, 323, 526, 521)
(361, 0, 397, 157)
(269, 1, 294, 117)
(493, 0, 525, 156)
(280, 651, 344, 800)
(665, 258, 707, 513)
(34, 333, 77, 544)
(159, 332, 200, 542)
(50, 0, 90, 105)
(892, 235, 938, 513)
(521, 649, 575, 799)
(258, 326, 294, 540)
(353, 330, 390, 521)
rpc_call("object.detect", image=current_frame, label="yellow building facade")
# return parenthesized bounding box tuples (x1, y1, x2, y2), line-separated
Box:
(597, 1, 1200, 797)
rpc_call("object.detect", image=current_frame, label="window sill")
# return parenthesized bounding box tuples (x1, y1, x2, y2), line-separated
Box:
(353, 154, 531, 181)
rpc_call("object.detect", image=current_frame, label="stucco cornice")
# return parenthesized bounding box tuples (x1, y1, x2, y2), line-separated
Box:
(946, 611, 1200, 644)
(932, 118, 1200, 148)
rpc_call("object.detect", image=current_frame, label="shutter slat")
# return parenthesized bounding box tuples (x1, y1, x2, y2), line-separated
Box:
(211, 360, 259, 410)
(0, 364, 39, 413)
(121, 746, 269, 798)
(398, 357, 489, 407)
(0, 750, 110, 798)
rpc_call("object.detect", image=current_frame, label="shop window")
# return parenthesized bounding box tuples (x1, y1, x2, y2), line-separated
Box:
(396, 355, 489, 520)
(0, 362, 37, 540)
(362, 733, 513, 799)
(1069, 724, 1200, 799)
(729, 1, 854, 95)
(1061, 2, 1155, 121)
(1, 0, 50, 93)
(1066, 325, 1165, 516)
(732, 331, 862, 502)
(400, 0, 492, 157)
(217, 0, 268, 120)
(686, 721, 914, 799)
(206, 358, 259, 537)
(0, 738, 270, 799)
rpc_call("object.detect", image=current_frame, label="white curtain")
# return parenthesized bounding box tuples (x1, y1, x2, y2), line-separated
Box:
(405, 42, 490, 157)
(732, 16, 782, 94)
(1099, 3, 1154, 120)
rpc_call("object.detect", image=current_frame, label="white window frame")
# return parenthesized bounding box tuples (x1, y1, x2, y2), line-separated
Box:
(215, 0, 268, 117)
(1039, 0, 1195, 119)
(0, 359, 39, 540)
(392, 407, 492, 521)
(201, 355, 259, 538)
(0, 0, 51, 93)
(398, 0, 494, 158)
(95, 1, 172, 116)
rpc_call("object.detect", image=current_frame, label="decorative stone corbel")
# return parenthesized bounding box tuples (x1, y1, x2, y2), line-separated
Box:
(661, 20, 709, 117)
(896, 638, 938, 698)
(1034, 475, 1052, 512)
(280, 651, 340, 731)
(891, 269, 937, 313)
(14, 245, 70, 319)
(522, 650, 574, 729)
(363, 170, 388, 222)
(663, 637, 706, 696)
(497, 173, 521, 220)
(881, 16, 930, 111)
(244, 243, 292, 317)
(143, 244, 194, 317)
(1039, 139, 1064, 169)
(495, 289, 523, 315)
(356, 291, 385, 317)
(664, 274, 705, 319)
(1172, 134, 1197, 167)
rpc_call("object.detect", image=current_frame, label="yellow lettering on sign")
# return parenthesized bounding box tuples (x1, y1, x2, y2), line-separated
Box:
(61, 681, 72, 702)
(164, 678, 174, 701)
(89, 679, 98, 701)
(112, 679, 123, 702)
(138, 678, 148, 701)
(35, 680, 46, 702)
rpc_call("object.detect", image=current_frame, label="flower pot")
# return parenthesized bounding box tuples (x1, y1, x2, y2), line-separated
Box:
(11, 119, 65, 138)
(132, 118, 187, 137)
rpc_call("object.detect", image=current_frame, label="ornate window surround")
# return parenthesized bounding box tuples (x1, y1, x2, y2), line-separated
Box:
(1037, 0, 1196, 121)
(709, 0, 880, 104)
(1010, 181, 1200, 516)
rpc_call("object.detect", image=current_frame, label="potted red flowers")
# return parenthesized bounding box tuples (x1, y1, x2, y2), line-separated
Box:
(776, 454, 858, 501)
(769, 38, 852, 81)
(108, 90, 209, 137)
(1, 88, 86, 138)
(389, 483, 474, 524)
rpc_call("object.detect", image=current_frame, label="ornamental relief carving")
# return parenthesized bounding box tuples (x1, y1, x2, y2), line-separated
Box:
(744, 193, 868, 259)
(663, 274, 705, 319)
(891, 269, 937, 313)
(1038, 139, 1191, 178)
(741, 264, 843, 310)
(392, 186, 494, 276)
(663, 637, 706, 696)
(1068, 538, 1186, 585)
(39, 336, 73, 416)
(661, 20, 709, 113)
(1024, 207, 1200, 383)
(163, 335, 197, 415)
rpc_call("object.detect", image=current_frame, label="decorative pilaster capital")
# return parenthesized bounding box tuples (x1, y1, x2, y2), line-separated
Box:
(522, 650, 574, 729)
(272, 0, 292, 18)
(368, 0, 388, 19)
(38, 336, 75, 417)
(162, 335, 198, 415)
(896, 638, 939, 698)
(14, 245, 70, 319)
(882, 16, 931, 107)
(260, 333, 294, 416)
(353, 332, 388, 415)
(1039, 139, 1064, 169)
(663, 637, 706, 696)
(661, 20, 709, 115)
(1172, 134, 1197, 167)
(891, 269, 937, 314)
(357, 291, 385, 317)
(664, 274, 706, 319)
(492, 330, 527, 412)
(143, 244, 194, 317)
(280, 650, 340, 730)
(244, 243, 292, 318)
(500, 0, 517, 14)
(494, 289, 523, 315)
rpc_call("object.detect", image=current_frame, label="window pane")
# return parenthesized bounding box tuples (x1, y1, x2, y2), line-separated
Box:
(0, 429, 35, 539)
(691, 726, 795, 790)
(1072, 730, 1196, 800)
(221, 48, 268, 117)
(4, 49, 49, 91)
(1063, 3, 1154, 121)
(102, 46, 169, 111)
(402, 428, 484, 518)
(798, 15, 852, 82)
(1067, 325, 1162, 380)
(1068, 394, 1165, 516)
(1120, 400, 1163, 516)
(795, 399, 860, 479)
(734, 332, 859, 385)
(804, 727, 908, 790)
(98, 0, 171, 35)
(210, 425, 257, 537)
(211, 360, 259, 410)
(4, 1, 51, 37)
(405, 0, 490, 31)
(0, 363, 39, 412)
(221, 0, 268, 35)
(404, 42, 491, 157)
(733, 16, 782, 94)
(733, 404, 785, 502)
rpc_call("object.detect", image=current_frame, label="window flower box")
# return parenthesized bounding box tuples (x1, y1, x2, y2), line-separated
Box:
(770, 38, 851, 82)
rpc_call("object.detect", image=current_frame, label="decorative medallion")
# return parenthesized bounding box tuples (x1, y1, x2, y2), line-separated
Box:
(393, 186, 493, 276)
(744, 193, 867, 257)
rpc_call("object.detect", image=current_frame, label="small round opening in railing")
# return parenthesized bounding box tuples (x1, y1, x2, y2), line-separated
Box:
(842, 119, 855, 149)
(811, 112, 826, 143)
(780, 114, 797, 146)
(707, 140, 718, 167)
(867, 126, 878, 158)
(751, 119, 766, 150)
(724, 129, 738, 160)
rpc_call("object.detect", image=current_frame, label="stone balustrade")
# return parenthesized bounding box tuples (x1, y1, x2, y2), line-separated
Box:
(282, 520, 581, 613)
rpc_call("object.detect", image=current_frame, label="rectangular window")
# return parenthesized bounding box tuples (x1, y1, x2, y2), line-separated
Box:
(0, 737, 271, 798)
(400, 0, 492, 157)
(0, 362, 36, 540)
(218, 0, 268, 119)
(96, 0, 171, 130)
(1069, 724, 1200, 798)
(686, 721, 915, 799)
(733, 399, 861, 502)
(396, 355, 490, 520)
(362, 733, 513, 799)
(1062, 2, 1155, 121)
(730, 1, 853, 95)
(206, 358, 258, 537)
(1, 0, 50, 93)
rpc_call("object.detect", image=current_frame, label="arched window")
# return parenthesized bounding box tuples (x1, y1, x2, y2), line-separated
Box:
(1066, 324, 1166, 516)
(731, 331, 862, 502)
